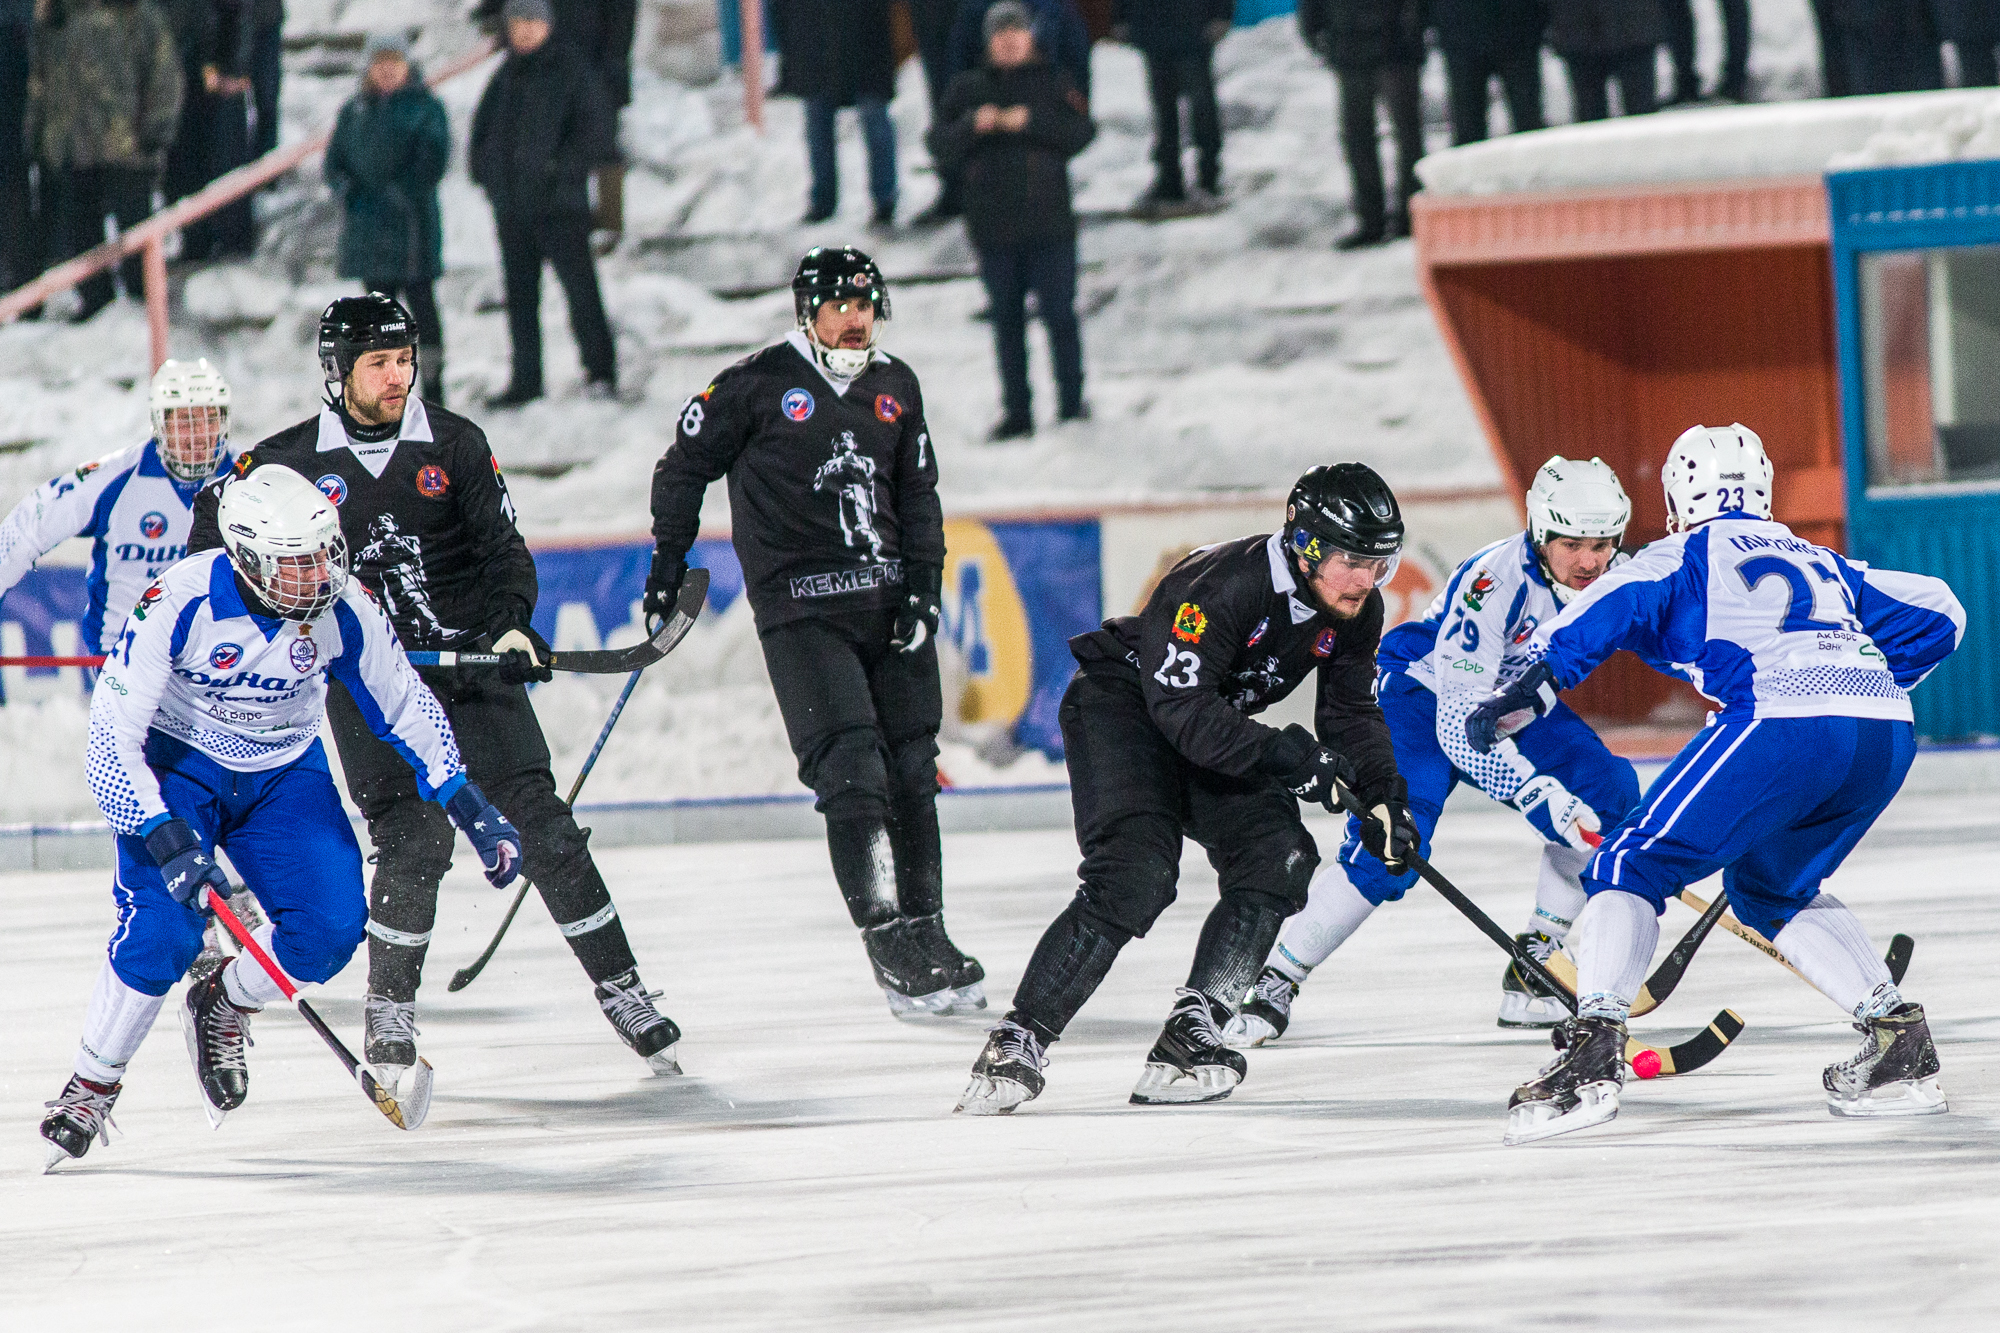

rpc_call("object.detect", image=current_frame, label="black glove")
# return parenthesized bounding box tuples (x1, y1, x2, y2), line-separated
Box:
(891, 565, 942, 654)
(490, 622, 553, 685)
(145, 818, 230, 908)
(1267, 723, 1358, 814)
(1359, 799, 1420, 872)
(1466, 660, 1561, 754)
(643, 548, 686, 627)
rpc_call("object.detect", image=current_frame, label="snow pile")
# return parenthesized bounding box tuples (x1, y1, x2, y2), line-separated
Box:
(1826, 94, 2000, 170)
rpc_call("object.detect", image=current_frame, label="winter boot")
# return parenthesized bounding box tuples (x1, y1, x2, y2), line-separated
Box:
(861, 918, 955, 1017)
(1503, 1015, 1626, 1145)
(955, 1018, 1049, 1116)
(364, 992, 419, 1089)
(594, 968, 683, 1074)
(40, 1075, 121, 1172)
(1824, 1002, 1946, 1117)
(1498, 931, 1569, 1029)
(904, 912, 987, 1014)
(1223, 966, 1299, 1048)
(1131, 988, 1247, 1105)
(180, 970, 255, 1125)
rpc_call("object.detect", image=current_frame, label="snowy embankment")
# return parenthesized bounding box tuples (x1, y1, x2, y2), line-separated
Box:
(0, 2, 1836, 821)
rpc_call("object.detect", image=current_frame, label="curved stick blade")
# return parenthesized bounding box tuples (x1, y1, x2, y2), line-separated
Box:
(1625, 1009, 1745, 1078)
(1886, 934, 1915, 986)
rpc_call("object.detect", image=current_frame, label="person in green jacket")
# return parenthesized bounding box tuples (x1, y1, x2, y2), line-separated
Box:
(325, 33, 451, 404)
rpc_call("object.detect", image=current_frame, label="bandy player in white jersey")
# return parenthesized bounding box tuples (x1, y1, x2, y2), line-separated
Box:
(0, 360, 235, 655)
(39, 466, 523, 1170)
(1468, 425, 1965, 1145)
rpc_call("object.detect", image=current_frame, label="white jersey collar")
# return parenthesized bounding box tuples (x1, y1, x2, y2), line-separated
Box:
(785, 330, 891, 397)
(316, 398, 435, 478)
(1265, 533, 1318, 624)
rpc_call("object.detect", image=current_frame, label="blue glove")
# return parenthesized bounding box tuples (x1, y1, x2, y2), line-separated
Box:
(445, 782, 523, 889)
(144, 818, 231, 908)
(1466, 661, 1562, 754)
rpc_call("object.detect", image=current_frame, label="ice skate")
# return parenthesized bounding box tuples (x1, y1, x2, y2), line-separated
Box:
(955, 1019, 1047, 1116)
(364, 992, 419, 1092)
(1825, 1002, 1947, 1118)
(1131, 988, 1246, 1105)
(1503, 1016, 1626, 1145)
(594, 968, 684, 1074)
(1223, 967, 1298, 1048)
(861, 918, 956, 1018)
(180, 970, 255, 1127)
(1498, 931, 1570, 1029)
(40, 1075, 121, 1172)
(905, 912, 988, 1014)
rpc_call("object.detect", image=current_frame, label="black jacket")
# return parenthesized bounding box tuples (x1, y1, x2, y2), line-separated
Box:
(927, 59, 1095, 250)
(1546, 0, 1663, 55)
(189, 402, 539, 651)
(553, 0, 637, 107)
(1070, 533, 1404, 802)
(772, 0, 899, 105)
(1430, 0, 1546, 55)
(1112, 0, 1235, 54)
(469, 38, 618, 217)
(1297, 0, 1429, 68)
(651, 338, 946, 633)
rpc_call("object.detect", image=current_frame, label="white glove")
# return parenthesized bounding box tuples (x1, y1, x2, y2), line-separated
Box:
(491, 628, 542, 666)
(1511, 775, 1602, 853)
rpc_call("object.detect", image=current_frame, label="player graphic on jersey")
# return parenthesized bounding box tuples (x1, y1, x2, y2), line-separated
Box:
(358, 512, 452, 641)
(813, 431, 885, 561)
(1468, 425, 1964, 1145)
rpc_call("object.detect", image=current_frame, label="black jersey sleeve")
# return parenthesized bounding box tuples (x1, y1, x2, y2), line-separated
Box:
(1314, 592, 1405, 806)
(1137, 570, 1289, 779)
(893, 375, 945, 573)
(451, 426, 540, 633)
(651, 370, 752, 563)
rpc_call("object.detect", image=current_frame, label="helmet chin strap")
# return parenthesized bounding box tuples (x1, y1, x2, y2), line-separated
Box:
(805, 317, 879, 380)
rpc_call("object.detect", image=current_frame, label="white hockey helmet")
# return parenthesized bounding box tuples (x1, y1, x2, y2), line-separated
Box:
(1662, 423, 1772, 533)
(217, 465, 349, 622)
(149, 358, 231, 482)
(1527, 456, 1631, 547)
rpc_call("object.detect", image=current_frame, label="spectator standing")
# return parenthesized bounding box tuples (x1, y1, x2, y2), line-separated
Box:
(929, 1, 1095, 440)
(772, 0, 900, 227)
(247, 0, 281, 158)
(1936, 0, 1997, 86)
(1831, 1, 1943, 94)
(949, 0, 1093, 102)
(2, 0, 36, 291)
(1113, 0, 1235, 213)
(553, 0, 637, 238)
(911, 0, 966, 223)
(1299, 0, 1427, 249)
(1549, 0, 1665, 122)
(470, 0, 621, 406)
(28, 0, 183, 320)
(326, 34, 451, 404)
(1431, 0, 1547, 145)
(1809, 0, 1850, 96)
(1663, 0, 1750, 103)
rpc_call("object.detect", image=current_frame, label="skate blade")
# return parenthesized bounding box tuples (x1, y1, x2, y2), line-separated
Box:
(42, 1141, 79, 1174)
(646, 1044, 684, 1076)
(369, 1062, 414, 1099)
(1496, 991, 1567, 1029)
(1503, 1081, 1620, 1146)
(1827, 1075, 1948, 1119)
(1222, 1014, 1279, 1049)
(941, 981, 989, 1015)
(177, 1002, 229, 1130)
(1129, 1062, 1241, 1105)
(955, 1074, 1035, 1116)
(885, 986, 956, 1019)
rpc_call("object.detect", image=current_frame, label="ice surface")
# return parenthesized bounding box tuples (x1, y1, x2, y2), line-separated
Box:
(7, 793, 2000, 1328)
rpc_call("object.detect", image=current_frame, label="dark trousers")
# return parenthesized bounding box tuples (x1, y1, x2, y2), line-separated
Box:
(0, 25, 33, 289)
(803, 96, 898, 216)
(1664, 0, 1750, 99)
(1007, 669, 1318, 1043)
(911, 0, 961, 214)
(1337, 62, 1423, 231)
(1840, 3, 1945, 94)
(59, 167, 154, 317)
(977, 237, 1084, 424)
(762, 609, 945, 926)
(1442, 45, 1544, 144)
(328, 672, 638, 1000)
(1809, 0, 1850, 95)
(1565, 44, 1660, 121)
(1143, 48, 1222, 195)
(1938, 0, 2000, 84)
(175, 87, 255, 258)
(362, 278, 444, 401)
(495, 209, 617, 393)
(251, 22, 283, 159)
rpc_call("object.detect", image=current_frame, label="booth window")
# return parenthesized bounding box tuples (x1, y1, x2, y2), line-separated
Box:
(1860, 244, 2000, 489)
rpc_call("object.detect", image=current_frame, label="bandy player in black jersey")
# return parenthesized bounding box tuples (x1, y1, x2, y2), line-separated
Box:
(648, 247, 981, 1018)
(957, 465, 1419, 1113)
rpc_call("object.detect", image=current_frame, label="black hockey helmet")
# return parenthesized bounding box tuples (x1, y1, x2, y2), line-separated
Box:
(792, 246, 891, 325)
(318, 293, 418, 392)
(1285, 463, 1405, 583)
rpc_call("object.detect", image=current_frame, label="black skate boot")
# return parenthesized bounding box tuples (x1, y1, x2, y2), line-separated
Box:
(860, 918, 955, 1018)
(40, 1075, 121, 1172)
(904, 912, 987, 1014)
(1131, 988, 1247, 1105)
(595, 968, 684, 1075)
(364, 993, 419, 1085)
(1504, 1015, 1626, 1145)
(1223, 967, 1299, 1048)
(1498, 931, 1569, 1030)
(954, 1018, 1049, 1115)
(180, 970, 255, 1126)
(1824, 1002, 1946, 1118)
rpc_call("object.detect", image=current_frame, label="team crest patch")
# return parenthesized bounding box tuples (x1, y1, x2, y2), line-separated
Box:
(875, 394, 903, 423)
(75, 461, 101, 481)
(1512, 617, 1539, 645)
(1312, 628, 1337, 657)
(209, 643, 243, 670)
(1173, 602, 1208, 643)
(782, 388, 815, 422)
(1463, 571, 1495, 611)
(416, 465, 449, 497)
(133, 582, 166, 620)
(233, 453, 254, 477)
(316, 473, 348, 505)
(140, 511, 168, 540)
(1247, 617, 1269, 648)
(290, 636, 318, 673)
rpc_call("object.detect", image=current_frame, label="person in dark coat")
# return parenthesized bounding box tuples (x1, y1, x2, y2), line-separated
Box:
(772, 0, 899, 226)
(1829, 1, 1944, 94)
(1937, 0, 1998, 86)
(928, 1, 1096, 440)
(1662, 0, 1749, 103)
(1113, 0, 1234, 210)
(326, 34, 451, 403)
(909, 0, 963, 223)
(1431, 0, 1545, 145)
(1, 0, 36, 291)
(1299, 0, 1427, 249)
(948, 0, 1093, 101)
(1548, 0, 1664, 121)
(470, 0, 620, 406)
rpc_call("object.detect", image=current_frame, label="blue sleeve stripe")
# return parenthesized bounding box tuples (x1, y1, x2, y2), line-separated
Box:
(85, 464, 134, 540)
(329, 600, 441, 797)
(167, 595, 208, 661)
